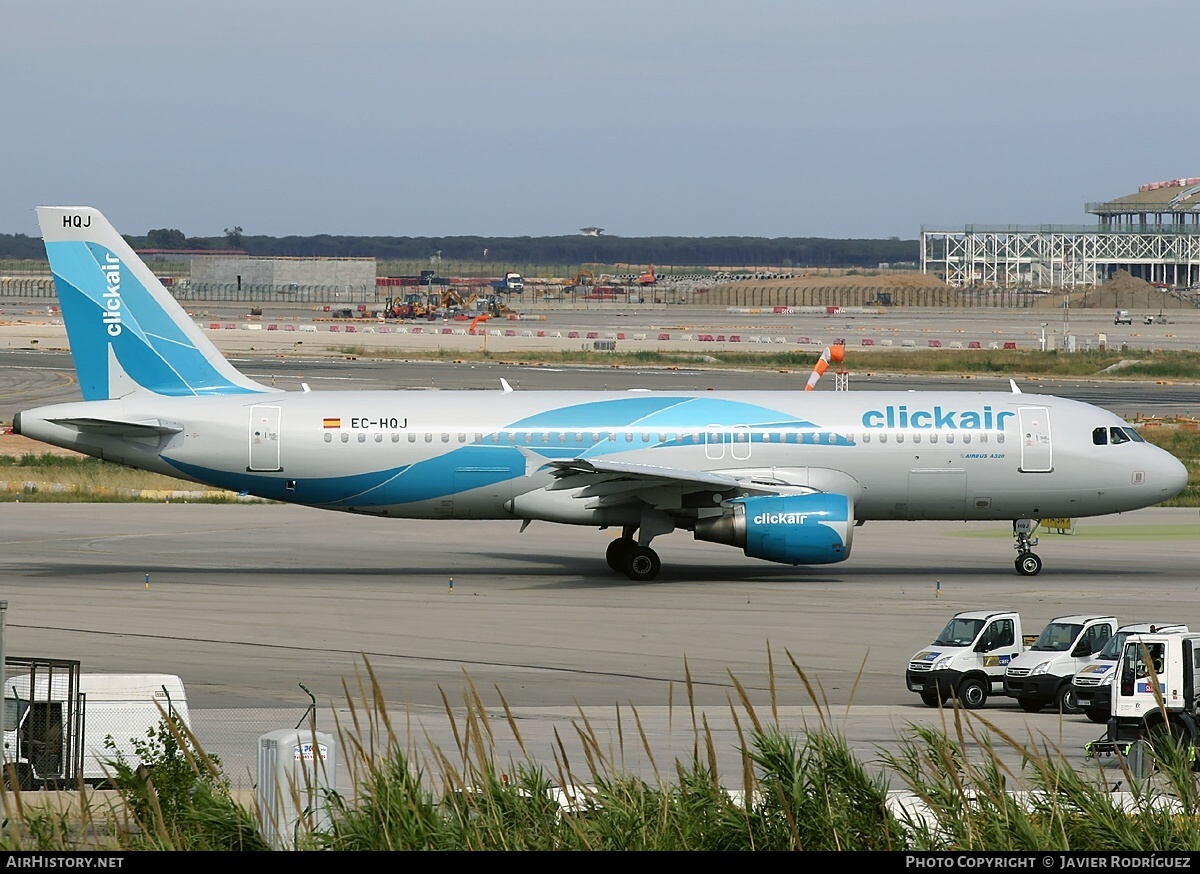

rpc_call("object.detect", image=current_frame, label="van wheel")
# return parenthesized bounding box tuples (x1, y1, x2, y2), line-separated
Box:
(1019, 698, 1046, 713)
(1057, 684, 1081, 715)
(920, 691, 942, 707)
(956, 678, 988, 709)
(1085, 709, 1109, 725)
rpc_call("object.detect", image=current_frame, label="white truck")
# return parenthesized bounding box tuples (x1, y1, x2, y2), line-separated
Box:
(906, 610, 1032, 709)
(1114, 310, 1132, 325)
(1084, 631, 1200, 765)
(1070, 623, 1188, 725)
(1003, 614, 1117, 714)
(3, 673, 189, 788)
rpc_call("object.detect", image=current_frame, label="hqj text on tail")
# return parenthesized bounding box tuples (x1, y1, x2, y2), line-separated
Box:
(15, 207, 1189, 581)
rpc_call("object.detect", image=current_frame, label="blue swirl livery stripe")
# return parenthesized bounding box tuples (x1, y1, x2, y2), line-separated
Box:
(46, 240, 264, 399)
(167, 445, 524, 507)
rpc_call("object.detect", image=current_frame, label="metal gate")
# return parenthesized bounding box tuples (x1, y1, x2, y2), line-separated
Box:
(2, 657, 83, 788)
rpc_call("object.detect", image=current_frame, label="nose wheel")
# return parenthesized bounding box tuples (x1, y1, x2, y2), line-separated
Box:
(1015, 552, 1042, 576)
(1013, 519, 1042, 576)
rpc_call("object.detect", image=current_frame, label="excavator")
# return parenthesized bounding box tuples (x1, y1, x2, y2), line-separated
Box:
(565, 269, 595, 293)
(637, 265, 657, 285)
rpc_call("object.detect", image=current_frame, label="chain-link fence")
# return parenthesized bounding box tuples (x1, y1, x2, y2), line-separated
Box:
(1, 657, 324, 791)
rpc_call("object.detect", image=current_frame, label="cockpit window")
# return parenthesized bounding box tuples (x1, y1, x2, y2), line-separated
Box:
(1124, 427, 1145, 443)
(1109, 427, 1130, 445)
(1093, 427, 1108, 446)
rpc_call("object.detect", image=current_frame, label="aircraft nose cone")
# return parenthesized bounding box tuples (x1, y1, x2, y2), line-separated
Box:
(1163, 452, 1190, 499)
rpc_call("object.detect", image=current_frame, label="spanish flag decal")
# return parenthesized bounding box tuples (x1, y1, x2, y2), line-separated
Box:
(323, 417, 341, 429)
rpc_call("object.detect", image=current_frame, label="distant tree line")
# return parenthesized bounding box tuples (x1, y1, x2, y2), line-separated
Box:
(0, 229, 918, 268)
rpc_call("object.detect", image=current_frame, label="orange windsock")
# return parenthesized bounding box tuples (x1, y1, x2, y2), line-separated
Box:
(805, 344, 845, 391)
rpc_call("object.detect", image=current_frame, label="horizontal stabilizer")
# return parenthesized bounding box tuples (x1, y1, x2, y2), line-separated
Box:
(48, 416, 184, 438)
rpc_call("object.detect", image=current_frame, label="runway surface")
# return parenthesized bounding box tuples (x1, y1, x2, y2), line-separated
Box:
(1, 502, 1197, 791)
(1, 310, 1198, 792)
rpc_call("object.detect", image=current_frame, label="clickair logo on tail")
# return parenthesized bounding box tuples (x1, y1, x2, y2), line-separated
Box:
(102, 253, 124, 336)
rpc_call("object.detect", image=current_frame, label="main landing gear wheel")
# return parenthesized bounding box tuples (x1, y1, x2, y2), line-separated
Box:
(623, 545, 661, 582)
(606, 537, 635, 572)
(1015, 553, 1042, 576)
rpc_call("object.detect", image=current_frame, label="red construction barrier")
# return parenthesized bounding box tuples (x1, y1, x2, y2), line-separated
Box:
(658, 333, 670, 340)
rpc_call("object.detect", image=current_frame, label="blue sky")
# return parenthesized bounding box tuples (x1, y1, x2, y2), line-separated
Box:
(3, 1, 1196, 240)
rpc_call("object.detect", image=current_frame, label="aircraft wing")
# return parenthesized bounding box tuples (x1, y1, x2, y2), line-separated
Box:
(546, 458, 786, 498)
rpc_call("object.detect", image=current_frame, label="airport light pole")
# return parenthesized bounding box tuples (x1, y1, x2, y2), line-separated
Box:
(1040, 323, 1048, 352)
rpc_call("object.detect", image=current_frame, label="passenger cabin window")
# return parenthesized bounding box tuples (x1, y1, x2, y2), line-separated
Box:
(324, 433, 332, 443)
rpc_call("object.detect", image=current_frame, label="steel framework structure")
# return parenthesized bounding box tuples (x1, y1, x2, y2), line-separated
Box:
(921, 226, 1200, 289)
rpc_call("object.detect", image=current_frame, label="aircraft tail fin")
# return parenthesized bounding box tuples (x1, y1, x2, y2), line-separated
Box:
(36, 206, 276, 401)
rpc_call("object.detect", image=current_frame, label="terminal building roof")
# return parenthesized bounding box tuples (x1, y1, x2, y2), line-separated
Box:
(1088, 177, 1200, 217)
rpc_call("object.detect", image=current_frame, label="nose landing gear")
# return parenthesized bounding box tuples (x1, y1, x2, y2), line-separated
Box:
(1013, 519, 1042, 576)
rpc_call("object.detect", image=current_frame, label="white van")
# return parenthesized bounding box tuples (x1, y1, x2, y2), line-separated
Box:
(3, 673, 189, 788)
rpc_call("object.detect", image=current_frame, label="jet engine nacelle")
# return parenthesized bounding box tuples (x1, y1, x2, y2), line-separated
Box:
(693, 493, 853, 565)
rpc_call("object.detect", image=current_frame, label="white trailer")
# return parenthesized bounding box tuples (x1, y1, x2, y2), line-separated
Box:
(3, 673, 189, 788)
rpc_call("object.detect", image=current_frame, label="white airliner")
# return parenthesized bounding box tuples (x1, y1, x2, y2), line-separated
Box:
(14, 207, 1189, 581)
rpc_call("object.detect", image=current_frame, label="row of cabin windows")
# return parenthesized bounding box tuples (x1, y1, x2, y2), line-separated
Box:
(322, 429, 1009, 445)
(860, 431, 1004, 445)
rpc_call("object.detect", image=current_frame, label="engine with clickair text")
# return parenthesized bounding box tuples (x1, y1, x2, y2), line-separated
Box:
(693, 493, 854, 565)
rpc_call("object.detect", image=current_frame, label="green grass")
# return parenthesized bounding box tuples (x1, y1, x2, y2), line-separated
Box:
(332, 345, 1200, 381)
(0, 453, 241, 503)
(8, 655, 1200, 850)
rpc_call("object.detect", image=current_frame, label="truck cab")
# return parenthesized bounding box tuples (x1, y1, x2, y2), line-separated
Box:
(1071, 623, 1188, 725)
(906, 610, 1026, 710)
(1097, 632, 1200, 759)
(1004, 614, 1117, 714)
(1115, 310, 1132, 325)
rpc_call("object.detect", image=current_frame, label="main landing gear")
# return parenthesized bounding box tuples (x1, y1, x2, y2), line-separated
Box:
(1013, 519, 1042, 576)
(606, 536, 661, 582)
(605, 512, 672, 582)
